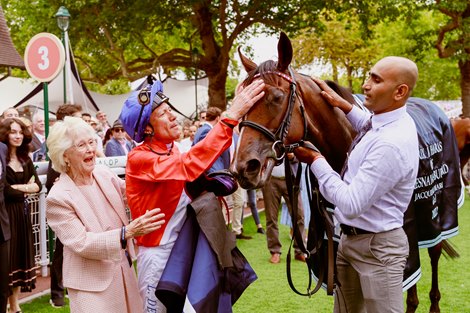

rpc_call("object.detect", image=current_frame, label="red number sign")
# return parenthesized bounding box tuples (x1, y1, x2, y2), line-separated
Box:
(24, 33, 65, 82)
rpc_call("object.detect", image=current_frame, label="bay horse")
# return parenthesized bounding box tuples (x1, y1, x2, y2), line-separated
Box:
(231, 32, 462, 313)
(450, 117, 470, 184)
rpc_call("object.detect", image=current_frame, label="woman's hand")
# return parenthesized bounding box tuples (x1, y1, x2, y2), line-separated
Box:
(11, 182, 39, 193)
(125, 208, 165, 239)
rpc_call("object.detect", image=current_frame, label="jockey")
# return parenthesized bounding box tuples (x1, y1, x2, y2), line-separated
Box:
(120, 78, 264, 312)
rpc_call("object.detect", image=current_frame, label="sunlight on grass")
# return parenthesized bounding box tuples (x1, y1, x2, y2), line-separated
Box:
(21, 197, 470, 313)
(235, 197, 470, 313)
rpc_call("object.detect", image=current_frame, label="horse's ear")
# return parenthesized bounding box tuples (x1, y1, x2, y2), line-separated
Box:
(277, 32, 293, 72)
(238, 46, 257, 73)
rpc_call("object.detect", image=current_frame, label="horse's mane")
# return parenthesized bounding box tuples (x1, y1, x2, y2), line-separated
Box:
(324, 80, 355, 104)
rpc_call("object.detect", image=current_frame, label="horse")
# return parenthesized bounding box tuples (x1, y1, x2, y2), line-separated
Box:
(231, 32, 462, 313)
(450, 117, 470, 184)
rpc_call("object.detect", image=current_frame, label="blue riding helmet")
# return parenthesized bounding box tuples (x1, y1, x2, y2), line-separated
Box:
(119, 79, 164, 142)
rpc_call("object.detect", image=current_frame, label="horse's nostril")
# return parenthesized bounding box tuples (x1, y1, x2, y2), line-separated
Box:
(246, 159, 261, 174)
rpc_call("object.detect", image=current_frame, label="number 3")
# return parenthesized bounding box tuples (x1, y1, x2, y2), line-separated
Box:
(37, 46, 49, 70)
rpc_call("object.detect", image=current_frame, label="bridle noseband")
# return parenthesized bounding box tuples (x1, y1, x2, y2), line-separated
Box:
(239, 67, 309, 165)
(239, 66, 335, 297)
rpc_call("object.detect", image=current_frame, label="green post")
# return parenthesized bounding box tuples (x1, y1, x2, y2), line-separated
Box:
(44, 82, 50, 139)
(44, 82, 54, 259)
(61, 32, 67, 104)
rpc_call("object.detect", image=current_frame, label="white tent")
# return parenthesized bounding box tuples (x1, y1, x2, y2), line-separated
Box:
(0, 72, 208, 123)
(96, 76, 209, 123)
(0, 76, 36, 107)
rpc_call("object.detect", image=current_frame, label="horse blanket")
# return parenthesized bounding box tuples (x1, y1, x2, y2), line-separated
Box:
(155, 192, 257, 312)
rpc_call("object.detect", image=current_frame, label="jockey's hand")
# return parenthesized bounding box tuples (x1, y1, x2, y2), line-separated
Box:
(312, 77, 353, 114)
(294, 144, 324, 164)
(224, 79, 265, 120)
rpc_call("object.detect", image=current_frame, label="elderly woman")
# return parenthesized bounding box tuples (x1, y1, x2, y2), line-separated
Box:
(46, 117, 165, 313)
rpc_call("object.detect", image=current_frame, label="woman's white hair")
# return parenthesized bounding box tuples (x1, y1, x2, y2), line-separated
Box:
(47, 116, 96, 173)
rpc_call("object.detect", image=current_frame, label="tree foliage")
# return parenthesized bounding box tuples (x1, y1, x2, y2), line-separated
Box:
(374, 10, 461, 100)
(291, 3, 462, 101)
(292, 13, 376, 90)
(1, 0, 467, 111)
(1, 0, 327, 110)
(434, 0, 470, 115)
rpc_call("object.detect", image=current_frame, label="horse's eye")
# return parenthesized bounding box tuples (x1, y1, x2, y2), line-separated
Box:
(266, 89, 285, 105)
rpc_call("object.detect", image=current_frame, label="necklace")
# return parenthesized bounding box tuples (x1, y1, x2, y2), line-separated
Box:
(146, 142, 173, 156)
(8, 157, 22, 171)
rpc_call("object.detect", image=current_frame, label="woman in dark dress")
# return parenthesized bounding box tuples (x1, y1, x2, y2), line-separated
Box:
(0, 118, 41, 313)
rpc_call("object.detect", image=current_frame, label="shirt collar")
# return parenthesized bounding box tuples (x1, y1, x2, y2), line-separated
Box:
(35, 132, 45, 142)
(202, 121, 213, 129)
(371, 105, 408, 130)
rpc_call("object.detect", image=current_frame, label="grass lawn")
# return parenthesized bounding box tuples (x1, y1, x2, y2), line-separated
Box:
(21, 197, 470, 312)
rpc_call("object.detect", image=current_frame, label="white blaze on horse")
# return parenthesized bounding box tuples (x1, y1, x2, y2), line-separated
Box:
(231, 32, 463, 313)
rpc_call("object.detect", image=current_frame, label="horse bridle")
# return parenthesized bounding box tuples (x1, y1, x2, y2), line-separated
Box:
(239, 67, 313, 165)
(239, 67, 335, 297)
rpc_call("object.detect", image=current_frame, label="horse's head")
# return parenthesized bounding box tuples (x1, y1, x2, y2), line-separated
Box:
(232, 32, 355, 189)
(232, 32, 308, 189)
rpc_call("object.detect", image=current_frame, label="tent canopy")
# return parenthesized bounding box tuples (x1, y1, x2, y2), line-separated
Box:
(0, 74, 208, 123)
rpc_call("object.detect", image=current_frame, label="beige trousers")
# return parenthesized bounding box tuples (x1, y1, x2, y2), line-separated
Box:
(229, 187, 245, 234)
(334, 227, 409, 313)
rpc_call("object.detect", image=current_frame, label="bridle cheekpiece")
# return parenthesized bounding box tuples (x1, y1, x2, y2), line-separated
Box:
(239, 67, 309, 165)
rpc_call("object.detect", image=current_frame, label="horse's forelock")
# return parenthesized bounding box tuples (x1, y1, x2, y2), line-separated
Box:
(243, 60, 285, 87)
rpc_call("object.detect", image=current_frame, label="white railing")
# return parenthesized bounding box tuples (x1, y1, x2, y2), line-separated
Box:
(28, 190, 49, 277)
(30, 156, 127, 275)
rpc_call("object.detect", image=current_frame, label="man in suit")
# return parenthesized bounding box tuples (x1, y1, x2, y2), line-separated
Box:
(1, 107, 19, 119)
(105, 120, 134, 157)
(193, 107, 252, 240)
(192, 107, 230, 173)
(96, 111, 111, 134)
(0, 142, 10, 312)
(31, 111, 46, 152)
(177, 125, 197, 153)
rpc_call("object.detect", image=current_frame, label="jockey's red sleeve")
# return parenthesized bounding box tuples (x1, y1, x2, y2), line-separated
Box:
(220, 117, 238, 129)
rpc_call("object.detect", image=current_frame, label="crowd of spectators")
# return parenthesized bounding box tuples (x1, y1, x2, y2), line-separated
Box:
(0, 97, 272, 312)
(0, 106, 234, 164)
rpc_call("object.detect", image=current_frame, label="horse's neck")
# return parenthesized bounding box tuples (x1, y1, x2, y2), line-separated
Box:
(451, 118, 470, 151)
(305, 106, 355, 173)
(299, 77, 358, 173)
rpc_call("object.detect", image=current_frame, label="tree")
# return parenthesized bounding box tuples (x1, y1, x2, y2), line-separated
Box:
(370, 9, 461, 100)
(292, 14, 376, 91)
(434, 0, 470, 115)
(2, 0, 328, 111)
(291, 6, 461, 100)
